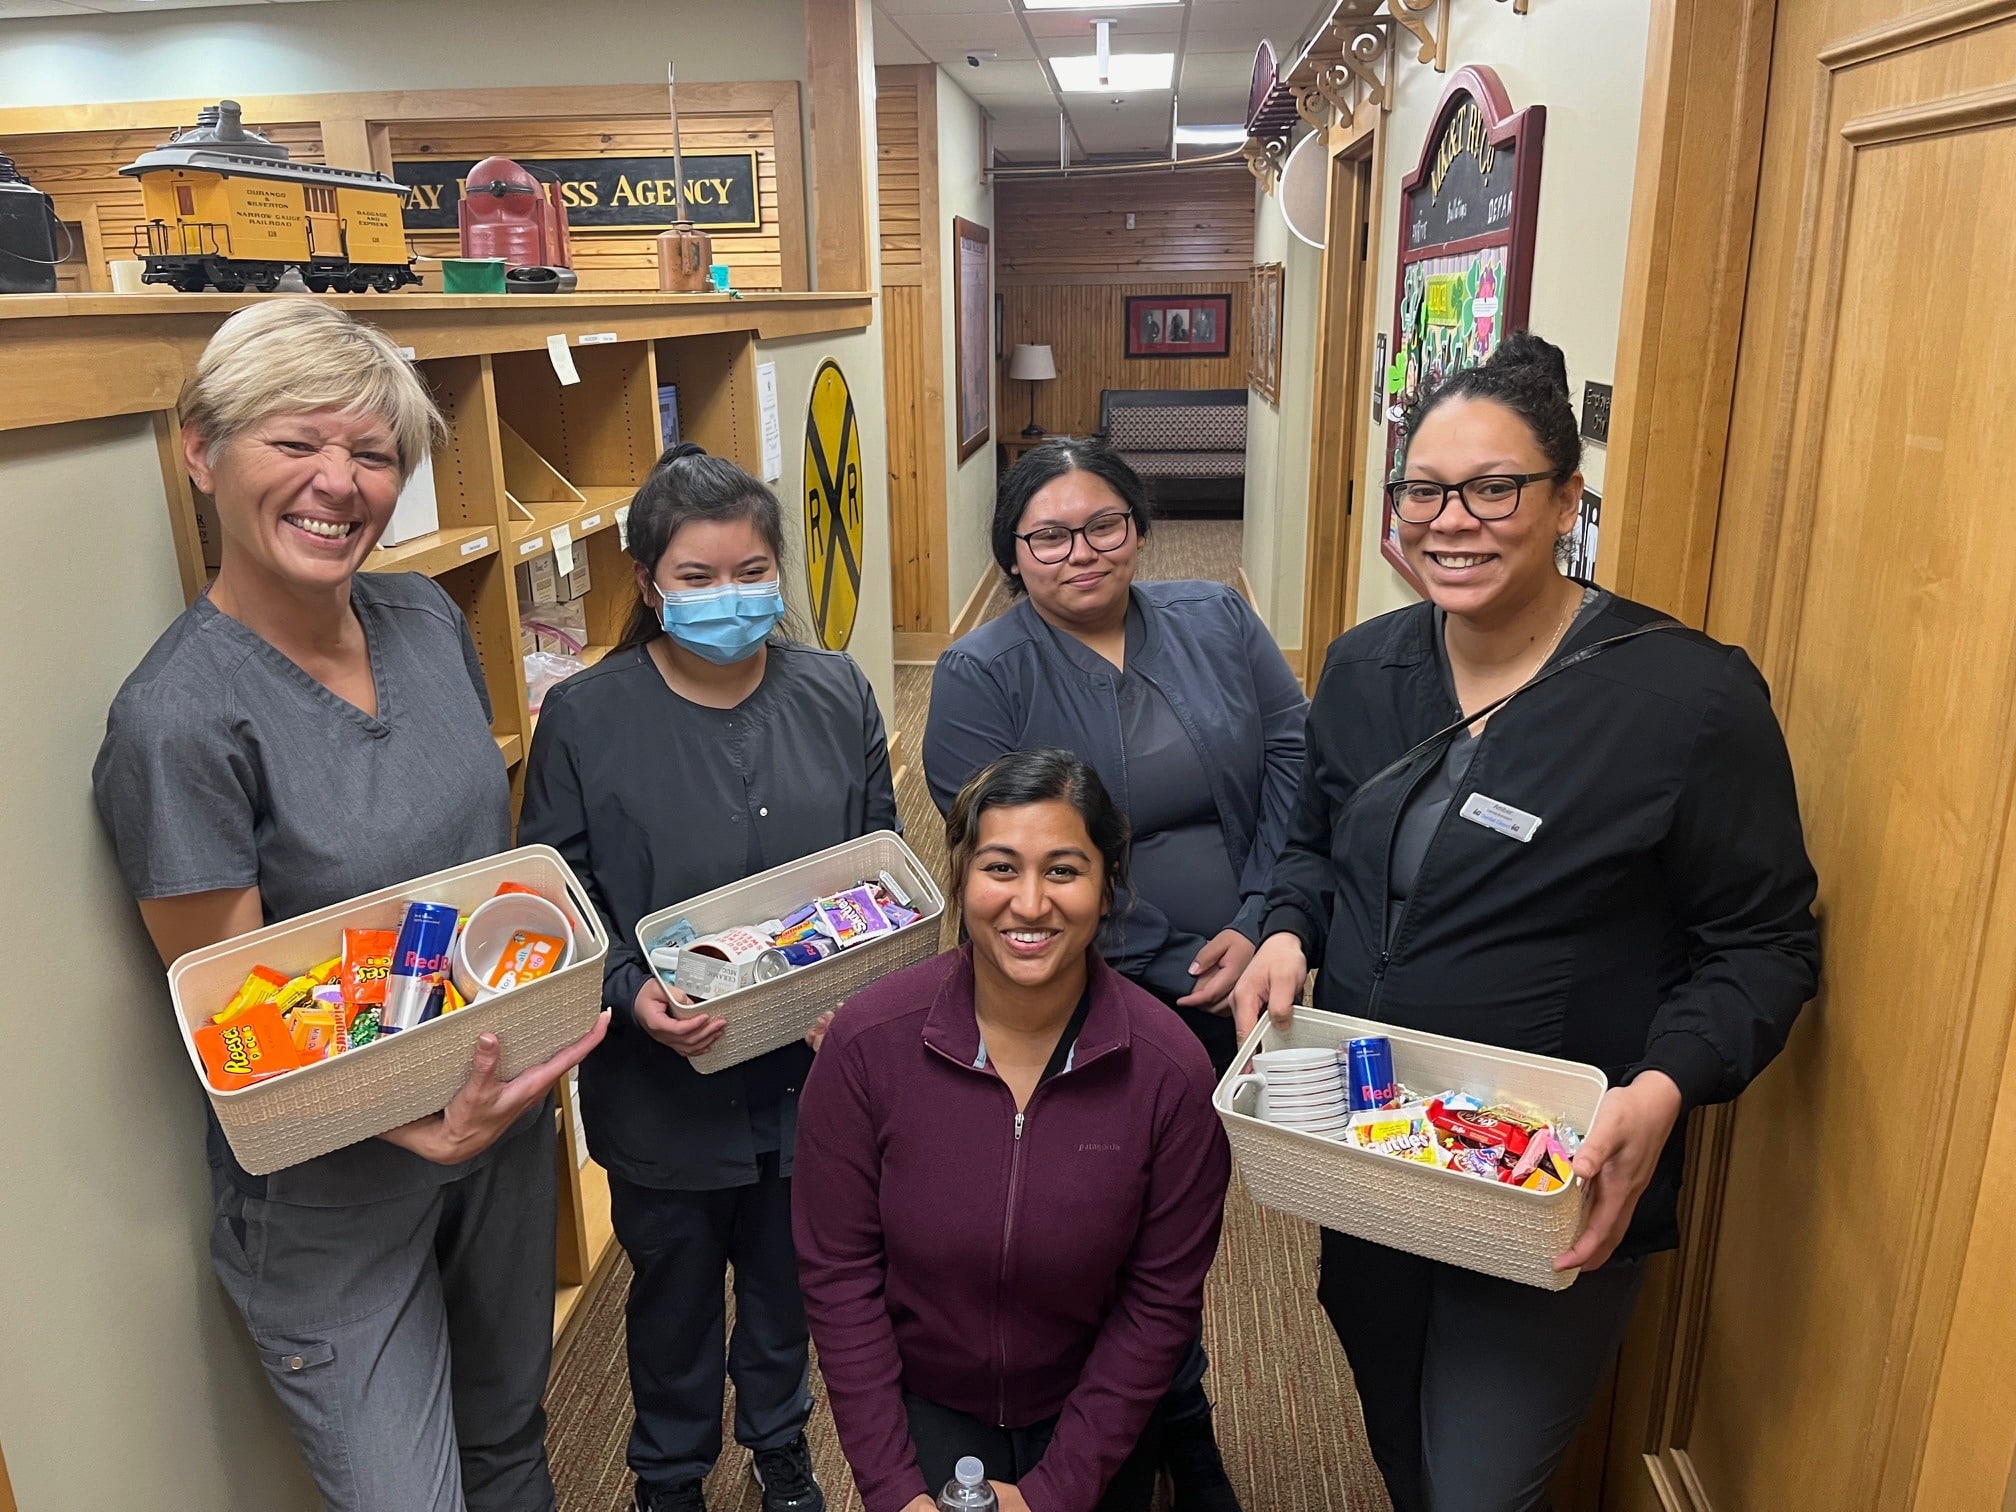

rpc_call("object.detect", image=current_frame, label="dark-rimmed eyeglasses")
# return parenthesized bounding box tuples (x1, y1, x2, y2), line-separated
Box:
(1384, 472, 1560, 524)
(1013, 510, 1135, 564)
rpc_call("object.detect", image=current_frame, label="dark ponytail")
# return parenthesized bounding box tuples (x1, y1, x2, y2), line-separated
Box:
(613, 441, 800, 653)
(1401, 330, 1583, 482)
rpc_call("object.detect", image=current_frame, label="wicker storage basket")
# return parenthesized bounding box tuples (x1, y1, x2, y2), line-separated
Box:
(167, 845, 608, 1176)
(634, 830, 944, 1075)
(1216, 1007, 1607, 1290)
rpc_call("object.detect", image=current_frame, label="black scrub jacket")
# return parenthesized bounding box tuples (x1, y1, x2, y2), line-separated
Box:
(517, 639, 899, 1192)
(1263, 592, 1820, 1255)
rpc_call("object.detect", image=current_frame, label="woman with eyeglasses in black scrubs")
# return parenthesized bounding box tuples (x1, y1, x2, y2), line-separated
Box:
(1234, 332, 1820, 1512)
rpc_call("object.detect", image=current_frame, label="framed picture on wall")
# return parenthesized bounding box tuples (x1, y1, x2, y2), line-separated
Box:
(1125, 293, 1232, 359)
(1381, 66, 1547, 589)
(1249, 262, 1284, 403)
(954, 217, 992, 462)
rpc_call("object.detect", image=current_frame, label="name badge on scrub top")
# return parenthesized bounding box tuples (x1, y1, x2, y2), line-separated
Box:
(1459, 792, 1543, 844)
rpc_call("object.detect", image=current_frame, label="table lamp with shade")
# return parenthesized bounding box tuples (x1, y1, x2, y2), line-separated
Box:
(1007, 343, 1056, 437)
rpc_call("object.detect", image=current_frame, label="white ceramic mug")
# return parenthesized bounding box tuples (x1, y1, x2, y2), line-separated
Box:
(1230, 1072, 1348, 1124)
(108, 260, 147, 294)
(1253, 1047, 1345, 1077)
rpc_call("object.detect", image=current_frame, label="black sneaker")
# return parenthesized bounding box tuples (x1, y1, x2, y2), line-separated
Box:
(751, 1434, 826, 1512)
(634, 1479, 708, 1512)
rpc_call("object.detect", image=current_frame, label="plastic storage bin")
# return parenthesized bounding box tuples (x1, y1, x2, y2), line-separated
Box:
(167, 845, 608, 1175)
(1215, 1007, 1607, 1289)
(634, 830, 944, 1075)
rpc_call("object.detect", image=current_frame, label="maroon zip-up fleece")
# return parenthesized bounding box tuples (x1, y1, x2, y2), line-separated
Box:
(793, 947, 1231, 1512)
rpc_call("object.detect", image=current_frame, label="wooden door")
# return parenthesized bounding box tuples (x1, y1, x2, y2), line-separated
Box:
(1300, 111, 1379, 681)
(1604, 1, 2016, 1506)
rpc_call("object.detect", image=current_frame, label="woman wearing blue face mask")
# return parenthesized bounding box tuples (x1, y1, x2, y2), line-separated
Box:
(519, 442, 897, 1512)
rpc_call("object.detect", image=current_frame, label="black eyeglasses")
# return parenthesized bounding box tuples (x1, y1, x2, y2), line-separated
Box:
(1384, 471, 1561, 524)
(1013, 510, 1135, 564)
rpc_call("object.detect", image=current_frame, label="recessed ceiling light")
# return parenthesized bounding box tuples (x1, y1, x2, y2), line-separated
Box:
(1025, 0, 1178, 8)
(1174, 123, 1249, 145)
(1051, 52, 1173, 91)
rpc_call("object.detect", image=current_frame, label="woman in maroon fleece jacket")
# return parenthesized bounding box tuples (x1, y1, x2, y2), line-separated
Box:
(795, 749, 1232, 1512)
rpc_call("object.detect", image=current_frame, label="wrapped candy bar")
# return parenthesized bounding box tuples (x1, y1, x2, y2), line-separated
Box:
(1345, 1108, 1440, 1165)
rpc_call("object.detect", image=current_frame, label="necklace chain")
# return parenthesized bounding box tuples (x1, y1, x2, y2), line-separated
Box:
(1528, 586, 1579, 682)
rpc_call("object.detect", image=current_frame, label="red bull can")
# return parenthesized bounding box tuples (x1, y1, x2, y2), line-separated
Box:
(1345, 1035, 1399, 1111)
(384, 900, 460, 1032)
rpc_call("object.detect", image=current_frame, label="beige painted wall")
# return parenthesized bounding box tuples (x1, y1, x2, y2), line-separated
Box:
(1355, 0, 1651, 622)
(758, 325, 897, 715)
(0, 0, 809, 103)
(0, 418, 320, 1512)
(1242, 175, 1323, 653)
(936, 68, 997, 627)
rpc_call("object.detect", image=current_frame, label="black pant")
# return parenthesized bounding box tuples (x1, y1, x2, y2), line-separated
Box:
(905, 1393, 1162, 1511)
(1316, 1229, 1645, 1512)
(1169, 1002, 1239, 1080)
(609, 1155, 813, 1491)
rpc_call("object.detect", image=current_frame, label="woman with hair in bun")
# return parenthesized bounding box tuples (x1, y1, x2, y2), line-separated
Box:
(1233, 333, 1820, 1510)
(519, 442, 897, 1512)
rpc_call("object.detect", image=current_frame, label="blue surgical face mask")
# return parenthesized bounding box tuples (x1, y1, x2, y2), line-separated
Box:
(655, 579, 786, 665)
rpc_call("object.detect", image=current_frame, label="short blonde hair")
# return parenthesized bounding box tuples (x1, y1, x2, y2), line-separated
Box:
(179, 300, 444, 480)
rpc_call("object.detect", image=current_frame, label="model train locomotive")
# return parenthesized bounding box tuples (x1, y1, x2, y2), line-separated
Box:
(120, 101, 419, 293)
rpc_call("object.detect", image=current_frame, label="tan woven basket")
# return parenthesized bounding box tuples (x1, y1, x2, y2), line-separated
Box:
(167, 845, 608, 1175)
(634, 829, 944, 1074)
(1216, 1007, 1607, 1290)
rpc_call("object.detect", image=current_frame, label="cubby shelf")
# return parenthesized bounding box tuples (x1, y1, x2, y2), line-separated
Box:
(364, 523, 500, 579)
(508, 486, 635, 554)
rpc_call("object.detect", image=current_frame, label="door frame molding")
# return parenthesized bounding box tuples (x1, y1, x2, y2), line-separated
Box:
(1597, 0, 1778, 1505)
(1299, 102, 1384, 682)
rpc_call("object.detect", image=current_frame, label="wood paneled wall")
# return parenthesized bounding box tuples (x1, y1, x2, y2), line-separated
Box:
(995, 170, 1253, 282)
(0, 121, 324, 288)
(0, 86, 805, 295)
(999, 280, 1249, 437)
(994, 171, 1252, 436)
(875, 65, 949, 637)
(389, 114, 787, 292)
(877, 78, 923, 276)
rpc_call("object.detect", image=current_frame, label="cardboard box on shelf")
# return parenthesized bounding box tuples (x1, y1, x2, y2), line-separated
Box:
(558, 553, 591, 600)
(519, 552, 560, 608)
(382, 452, 440, 548)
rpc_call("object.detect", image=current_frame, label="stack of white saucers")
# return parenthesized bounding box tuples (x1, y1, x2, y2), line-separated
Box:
(1232, 1046, 1350, 1138)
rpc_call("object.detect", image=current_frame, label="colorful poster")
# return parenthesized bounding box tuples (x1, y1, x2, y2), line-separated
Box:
(1380, 68, 1545, 586)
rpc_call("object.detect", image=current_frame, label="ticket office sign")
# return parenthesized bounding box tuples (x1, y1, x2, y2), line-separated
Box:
(1382, 67, 1547, 589)
(394, 152, 761, 232)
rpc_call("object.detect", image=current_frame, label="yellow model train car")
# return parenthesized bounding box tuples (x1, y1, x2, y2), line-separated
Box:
(121, 101, 419, 293)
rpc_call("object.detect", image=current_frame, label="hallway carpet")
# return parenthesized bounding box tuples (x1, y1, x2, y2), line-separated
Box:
(544, 522, 1391, 1512)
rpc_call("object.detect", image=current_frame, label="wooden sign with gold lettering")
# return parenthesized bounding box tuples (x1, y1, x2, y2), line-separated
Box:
(394, 152, 760, 232)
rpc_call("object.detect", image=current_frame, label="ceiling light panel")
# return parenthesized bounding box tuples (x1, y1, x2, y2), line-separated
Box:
(1023, 0, 1178, 8)
(1049, 51, 1173, 91)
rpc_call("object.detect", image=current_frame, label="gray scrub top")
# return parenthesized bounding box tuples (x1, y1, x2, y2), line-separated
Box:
(1114, 608, 1244, 943)
(93, 571, 519, 1206)
(1385, 586, 1607, 943)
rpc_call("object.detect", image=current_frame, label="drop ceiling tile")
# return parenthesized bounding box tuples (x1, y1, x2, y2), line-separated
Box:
(885, 12, 1028, 48)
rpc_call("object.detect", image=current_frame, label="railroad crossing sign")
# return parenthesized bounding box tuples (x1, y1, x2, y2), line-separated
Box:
(803, 359, 864, 650)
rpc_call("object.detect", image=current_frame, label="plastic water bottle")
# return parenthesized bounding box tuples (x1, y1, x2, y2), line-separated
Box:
(937, 1456, 997, 1512)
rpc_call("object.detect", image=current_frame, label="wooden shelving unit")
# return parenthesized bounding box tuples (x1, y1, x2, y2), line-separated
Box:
(5, 290, 866, 1353)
